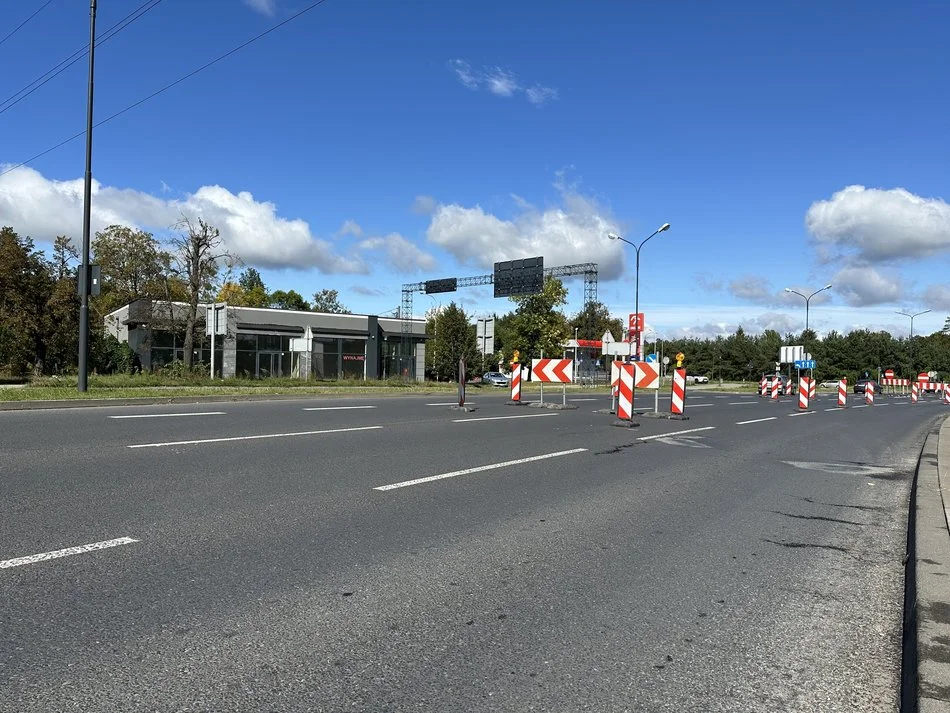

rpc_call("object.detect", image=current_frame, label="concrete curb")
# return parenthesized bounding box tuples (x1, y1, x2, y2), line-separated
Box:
(908, 416, 950, 711)
(0, 392, 427, 411)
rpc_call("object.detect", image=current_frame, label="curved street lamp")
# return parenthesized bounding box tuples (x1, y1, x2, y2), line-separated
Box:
(607, 223, 670, 358)
(897, 309, 931, 373)
(783, 284, 832, 333)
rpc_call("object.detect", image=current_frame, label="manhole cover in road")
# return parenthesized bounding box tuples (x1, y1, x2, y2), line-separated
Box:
(781, 461, 895, 477)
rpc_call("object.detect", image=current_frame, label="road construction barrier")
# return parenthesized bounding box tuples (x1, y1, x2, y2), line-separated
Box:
(798, 377, 810, 410)
(617, 364, 635, 420)
(809, 379, 816, 402)
(838, 378, 847, 407)
(866, 382, 875, 405)
(771, 378, 780, 401)
(510, 363, 522, 402)
(671, 368, 686, 415)
(531, 358, 573, 383)
(911, 381, 919, 404)
(944, 384, 950, 405)
(760, 376, 768, 397)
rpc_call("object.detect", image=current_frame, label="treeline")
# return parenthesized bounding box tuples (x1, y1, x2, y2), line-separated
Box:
(427, 277, 950, 383)
(0, 223, 349, 377)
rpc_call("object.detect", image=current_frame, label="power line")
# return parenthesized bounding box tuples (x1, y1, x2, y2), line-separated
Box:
(0, 0, 164, 116)
(0, 0, 331, 179)
(0, 0, 57, 50)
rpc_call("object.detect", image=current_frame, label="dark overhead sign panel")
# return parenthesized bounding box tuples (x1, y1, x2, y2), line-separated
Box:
(493, 257, 544, 298)
(424, 278, 458, 294)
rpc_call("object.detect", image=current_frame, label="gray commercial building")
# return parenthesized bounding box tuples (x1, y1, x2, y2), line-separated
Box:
(104, 299, 427, 381)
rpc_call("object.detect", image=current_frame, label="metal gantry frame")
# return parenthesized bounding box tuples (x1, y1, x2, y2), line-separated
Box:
(401, 263, 599, 377)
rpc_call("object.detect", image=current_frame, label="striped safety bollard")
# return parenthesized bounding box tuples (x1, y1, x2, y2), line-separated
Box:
(911, 381, 919, 404)
(798, 377, 810, 410)
(837, 377, 847, 407)
(671, 368, 687, 415)
(771, 377, 780, 401)
(866, 382, 875, 406)
(510, 362, 521, 402)
(760, 376, 768, 397)
(944, 384, 950, 406)
(617, 364, 635, 420)
(809, 378, 816, 402)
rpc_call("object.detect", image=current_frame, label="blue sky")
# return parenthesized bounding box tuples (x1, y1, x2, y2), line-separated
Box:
(1, 0, 949, 339)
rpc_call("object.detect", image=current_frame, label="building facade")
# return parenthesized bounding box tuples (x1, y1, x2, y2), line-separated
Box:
(104, 300, 427, 381)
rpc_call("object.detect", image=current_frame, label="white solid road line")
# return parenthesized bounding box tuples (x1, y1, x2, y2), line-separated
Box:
(688, 403, 713, 407)
(736, 417, 777, 425)
(109, 412, 225, 419)
(825, 407, 843, 412)
(128, 425, 382, 449)
(302, 405, 377, 411)
(727, 402, 756, 405)
(788, 411, 814, 417)
(374, 448, 588, 491)
(569, 398, 599, 402)
(853, 405, 868, 409)
(0, 537, 138, 570)
(638, 426, 716, 442)
(426, 402, 475, 406)
(453, 413, 558, 423)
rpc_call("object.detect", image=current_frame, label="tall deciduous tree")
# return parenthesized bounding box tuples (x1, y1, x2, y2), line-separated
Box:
(270, 289, 310, 311)
(430, 302, 478, 381)
(569, 301, 623, 343)
(237, 268, 270, 307)
(91, 225, 169, 315)
(169, 217, 230, 368)
(507, 277, 569, 360)
(312, 289, 350, 314)
(0, 227, 52, 375)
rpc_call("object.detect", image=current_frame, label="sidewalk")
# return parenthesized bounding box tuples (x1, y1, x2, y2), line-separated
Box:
(911, 416, 950, 711)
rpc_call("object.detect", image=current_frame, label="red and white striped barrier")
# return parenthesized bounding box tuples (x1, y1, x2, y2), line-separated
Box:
(837, 378, 847, 407)
(865, 382, 874, 405)
(531, 358, 573, 383)
(671, 368, 686, 415)
(510, 363, 521, 402)
(760, 376, 768, 397)
(911, 381, 919, 404)
(944, 384, 950, 405)
(771, 378, 780, 401)
(617, 364, 635, 420)
(809, 379, 816, 402)
(798, 377, 810, 410)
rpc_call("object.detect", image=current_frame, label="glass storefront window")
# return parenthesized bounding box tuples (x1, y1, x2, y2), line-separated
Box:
(235, 350, 256, 379)
(258, 334, 281, 351)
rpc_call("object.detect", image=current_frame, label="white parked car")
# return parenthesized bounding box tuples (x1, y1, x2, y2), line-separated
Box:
(686, 374, 709, 384)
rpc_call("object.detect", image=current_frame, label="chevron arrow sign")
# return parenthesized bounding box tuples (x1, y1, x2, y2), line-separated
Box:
(634, 362, 660, 389)
(531, 358, 574, 383)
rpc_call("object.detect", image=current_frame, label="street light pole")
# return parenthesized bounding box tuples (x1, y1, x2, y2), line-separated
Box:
(608, 223, 670, 360)
(784, 284, 832, 334)
(897, 309, 931, 373)
(77, 0, 97, 392)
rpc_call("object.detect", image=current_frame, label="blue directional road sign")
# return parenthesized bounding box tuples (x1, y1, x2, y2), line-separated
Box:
(794, 359, 816, 369)
(646, 353, 658, 363)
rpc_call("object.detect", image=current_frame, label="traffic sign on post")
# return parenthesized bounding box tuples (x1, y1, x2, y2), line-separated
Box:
(794, 359, 816, 370)
(646, 353, 658, 363)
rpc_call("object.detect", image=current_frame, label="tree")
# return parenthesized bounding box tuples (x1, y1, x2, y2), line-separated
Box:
(430, 302, 478, 381)
(506, 277, 569, 360)
(237, 268, 270, 307)
(270, 289, 310, 311)
(91, 225, 170, 315)
(216, 282, 248, 305)
(169, 217, 230, 368)
(312, 289, 350, 314)
(569, 301, 623, 343)
(51, 235, 79, 280)
(0, 227, 53, 375)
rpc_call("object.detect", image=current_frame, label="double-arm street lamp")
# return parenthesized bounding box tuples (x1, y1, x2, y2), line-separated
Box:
(897, 309, 931, 372)
(607, 223, 671, 358)
(783, 284, 832, 333)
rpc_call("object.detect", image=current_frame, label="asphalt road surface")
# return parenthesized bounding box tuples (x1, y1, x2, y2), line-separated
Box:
(1, 389, 945, 712)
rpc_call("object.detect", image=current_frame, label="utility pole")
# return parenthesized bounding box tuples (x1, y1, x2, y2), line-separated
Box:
(77, 0, 98, 392)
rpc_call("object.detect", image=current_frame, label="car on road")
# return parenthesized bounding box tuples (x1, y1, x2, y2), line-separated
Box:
(686, 374, 709, 383)
(482, 371, 509, 387)
(819, 380, 840, 388)
(853, 379, 880, 394)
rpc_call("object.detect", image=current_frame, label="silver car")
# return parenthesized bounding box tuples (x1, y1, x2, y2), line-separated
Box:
(482, 371, 509, 387)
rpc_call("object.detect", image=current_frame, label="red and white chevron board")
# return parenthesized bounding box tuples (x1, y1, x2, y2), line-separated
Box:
(837, 378, 847, 407)
(798, 377, 810, 410)
(617, 364, 635, 420)
(633, 362, 660, 389)
(911, 381, 919, 403)
(510, 363, 521, 402)
(531, 358, 574, 383)
(671, 368, 686, 415)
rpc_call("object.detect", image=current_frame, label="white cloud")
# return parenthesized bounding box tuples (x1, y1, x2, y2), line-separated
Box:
(922, 284, 950, 311)
(338, 219, 362, 237)
(806, 185, 950, 263)
(0, 165, 366, 273)
(411, 195, 437, 215)
(358, 233, 437, 273)
(244, 0, 276, 15)
(352, 285, 386, 297)
(425, 187, 623, 279)
(831, 265, 903, 306)
(727, 276, 831, 307)
(448, 59, 557, 106)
